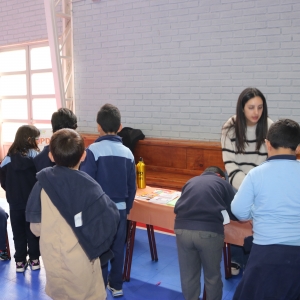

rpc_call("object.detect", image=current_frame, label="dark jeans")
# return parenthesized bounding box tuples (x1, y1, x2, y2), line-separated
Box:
(10, 209, 40, 262)
(0, 207, 8, 250)
(102, 209, 127, 290)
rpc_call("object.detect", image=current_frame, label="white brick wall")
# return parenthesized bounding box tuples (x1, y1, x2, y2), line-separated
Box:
(1, 0, 299, 141)
(73, 0, 300, 140)
(72, 0, 300, 140)
(0, 0, 47, 46)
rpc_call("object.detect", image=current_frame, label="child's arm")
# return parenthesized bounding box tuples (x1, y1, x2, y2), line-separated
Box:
(231, 173, 254, 221)
(0, 167, 6, 191)
(79, 149, 97, 179)
(223, 182, 239, 221)
(126, 161, 137, 214)
(26, 182, 42, 223)
(0, 157, 10, 191)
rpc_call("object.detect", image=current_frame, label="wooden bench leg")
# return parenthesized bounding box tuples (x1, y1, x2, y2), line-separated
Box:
(122, 221, 136, 282)
(6, 230, 11, 260)
(146, 225, 158, 262)
(223, 242, 232, 279)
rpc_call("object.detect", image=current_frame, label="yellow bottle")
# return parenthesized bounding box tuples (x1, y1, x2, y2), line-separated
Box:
(136, 157, 146, 189)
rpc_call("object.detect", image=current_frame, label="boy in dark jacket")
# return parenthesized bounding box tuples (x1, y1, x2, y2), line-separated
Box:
(80, 103, 136, 297)
(174, 166, 237, 300)
(34, 107, 77, 172)
(26, 128, 120, 300)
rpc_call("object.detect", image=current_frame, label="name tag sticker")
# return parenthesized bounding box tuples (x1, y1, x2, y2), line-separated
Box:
(221, 210, 230, 225)
(74, 212, 83, 227)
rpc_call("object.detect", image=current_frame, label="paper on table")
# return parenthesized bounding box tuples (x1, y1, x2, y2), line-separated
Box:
(149, 191, 181, 204)
(167, 198, 179, 207)
(148, 197, 172, 204)
(221, 210, 230, 225)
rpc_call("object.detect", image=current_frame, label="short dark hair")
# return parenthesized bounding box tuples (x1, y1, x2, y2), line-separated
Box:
(96, 103, 121, 134)
(49, 129, 85, 168)
(204, 166, 226, 178)
(267, 119, 300, 151)
(51, 108, 77, 133)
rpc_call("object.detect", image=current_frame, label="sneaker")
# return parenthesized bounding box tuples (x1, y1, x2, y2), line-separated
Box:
(0, 250, 9, 261)
(107, 283, 123, 297)
(16, 260, 28, 273)
(29, 259, 40, 271)
(231, 262, 241, 276)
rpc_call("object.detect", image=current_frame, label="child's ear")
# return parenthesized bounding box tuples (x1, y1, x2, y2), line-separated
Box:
(97, 124, 102, 133)
(48, 152, 55, 163)
(265, 139, 272, 152)
(81, 150, 87, 162)
(296, 145, 300, 155)
(117, 124, 122, 133)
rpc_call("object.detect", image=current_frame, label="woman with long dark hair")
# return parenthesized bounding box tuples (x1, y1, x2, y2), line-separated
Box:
(221, 87, 273, 274)
(221, 87, 273, 190)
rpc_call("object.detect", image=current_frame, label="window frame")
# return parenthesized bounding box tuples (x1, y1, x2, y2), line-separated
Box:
(0, 41, 56, 159)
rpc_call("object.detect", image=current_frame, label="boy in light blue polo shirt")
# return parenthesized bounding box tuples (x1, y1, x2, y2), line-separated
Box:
(232, 119, 300, 300)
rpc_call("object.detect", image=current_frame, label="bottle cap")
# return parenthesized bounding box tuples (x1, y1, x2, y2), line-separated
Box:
(139, 157, 143, 161)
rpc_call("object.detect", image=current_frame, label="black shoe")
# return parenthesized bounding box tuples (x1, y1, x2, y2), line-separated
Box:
(16, 260, 28, 273)
(0, 250, 9, 261)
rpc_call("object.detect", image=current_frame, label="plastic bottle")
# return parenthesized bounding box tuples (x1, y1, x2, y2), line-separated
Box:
(136, 157, 146, 189)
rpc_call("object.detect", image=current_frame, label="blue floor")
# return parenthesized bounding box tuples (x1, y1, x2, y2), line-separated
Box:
(0, 198, 242, 299)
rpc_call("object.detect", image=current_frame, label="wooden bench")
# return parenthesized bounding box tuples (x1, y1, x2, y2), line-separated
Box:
(81, 134, 224, 191)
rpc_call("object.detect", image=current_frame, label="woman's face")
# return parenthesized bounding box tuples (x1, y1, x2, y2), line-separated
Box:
(243, 96, 264, 126)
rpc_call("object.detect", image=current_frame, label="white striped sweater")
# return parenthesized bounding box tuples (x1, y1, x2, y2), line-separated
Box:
(221, 116, 273, 190)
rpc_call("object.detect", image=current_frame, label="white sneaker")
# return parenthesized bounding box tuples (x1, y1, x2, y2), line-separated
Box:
(231, 262, 240, 275)
(107, 283, 123, 297)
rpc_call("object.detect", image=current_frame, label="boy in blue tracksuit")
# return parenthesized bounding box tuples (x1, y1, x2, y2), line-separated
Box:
(80, 103, 136, 297)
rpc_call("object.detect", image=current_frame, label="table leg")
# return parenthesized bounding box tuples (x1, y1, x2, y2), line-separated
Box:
(5, 231, 11, 260)
(146, 225, 158, 261)
(223, 242, 232, 279)
(123, 221, 137, 282)
(202, 285, 206, 300)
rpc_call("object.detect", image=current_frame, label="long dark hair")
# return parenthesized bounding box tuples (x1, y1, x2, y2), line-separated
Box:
(224, 87, 268, 153)
(8, 125, 40, 156)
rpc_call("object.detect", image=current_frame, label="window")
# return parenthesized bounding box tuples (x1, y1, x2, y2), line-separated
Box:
(0, 43, 56, 158)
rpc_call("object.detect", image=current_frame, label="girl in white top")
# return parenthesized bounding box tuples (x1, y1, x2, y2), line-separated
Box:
(221, 87, 273, 190)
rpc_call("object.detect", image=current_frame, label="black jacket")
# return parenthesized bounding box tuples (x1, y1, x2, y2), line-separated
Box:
(0, 153, 37, 210)
(26, 166, 120, 261)
(174, 172, 237, 234)
(33, 145, 54, 172)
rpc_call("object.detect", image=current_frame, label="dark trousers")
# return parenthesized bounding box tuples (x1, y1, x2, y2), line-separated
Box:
(0, 207, 8, 250)
(102, 209, 127, 290)
(10, 209, 40, 262)
(233, 243, 300, 300)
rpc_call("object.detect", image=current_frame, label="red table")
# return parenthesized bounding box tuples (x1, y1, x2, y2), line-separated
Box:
(123, 186, 253, 281)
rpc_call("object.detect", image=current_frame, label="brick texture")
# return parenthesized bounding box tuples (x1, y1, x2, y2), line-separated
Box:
(0, 0, 47, 46)
(72, 0, 300, 140)
(2, 0, 299, 141)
